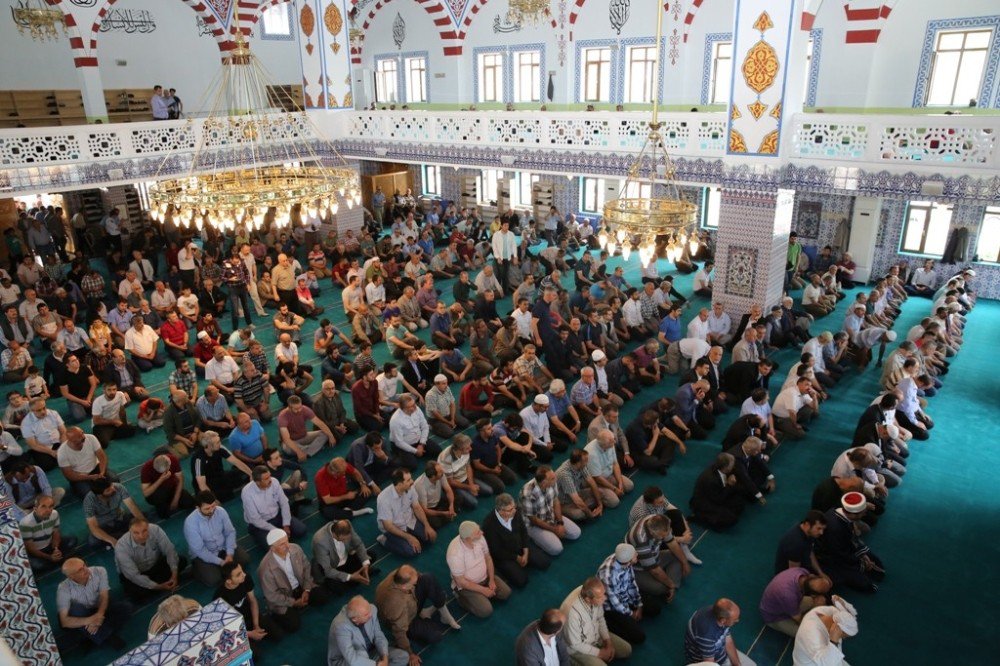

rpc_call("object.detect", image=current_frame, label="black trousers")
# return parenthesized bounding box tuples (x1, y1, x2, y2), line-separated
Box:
(146, 483, 196, 519)
(119, 555, 189, 602)
(319, 492, 372, 521)
(271, 585, 331, 633)
(604, 595, 661, 646)
(319, 553, 369, 596)
(494, 545, 551, 589)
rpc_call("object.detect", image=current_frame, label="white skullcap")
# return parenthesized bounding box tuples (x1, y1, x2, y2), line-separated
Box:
(614, 543, 636, 563)
(534, 394, 550, 406)
(434, 374, 448, 383)
(266, 529, 288, 547)
(591, 349, 606, 362)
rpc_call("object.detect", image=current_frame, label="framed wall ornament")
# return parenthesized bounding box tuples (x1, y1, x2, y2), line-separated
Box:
(795, 200, 822, 239)
(724, 246, 758, 297)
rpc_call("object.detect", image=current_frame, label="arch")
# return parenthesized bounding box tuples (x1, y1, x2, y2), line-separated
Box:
(83, 0, 232, 60)
(44, 0, 93, 67)
(566, 0, 670, 33)
(350, 0, 464, 59)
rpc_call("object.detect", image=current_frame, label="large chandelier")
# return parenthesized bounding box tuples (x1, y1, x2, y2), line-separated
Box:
(507, 0, 549, 25)
(149, 24, 359, 233)
(600, 3, 697, 265)
(11, 0, 66, 41)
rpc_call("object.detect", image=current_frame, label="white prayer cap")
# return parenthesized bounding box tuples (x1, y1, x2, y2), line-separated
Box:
(266, 529, 288, 547)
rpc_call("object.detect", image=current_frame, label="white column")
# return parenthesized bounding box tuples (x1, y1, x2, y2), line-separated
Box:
(75, 64, 108, 122)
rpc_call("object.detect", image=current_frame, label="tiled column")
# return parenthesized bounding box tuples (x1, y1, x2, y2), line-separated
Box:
(713, 187, 795, 316)
(0, 491, 61, 666)
(725, 0, 809, 157)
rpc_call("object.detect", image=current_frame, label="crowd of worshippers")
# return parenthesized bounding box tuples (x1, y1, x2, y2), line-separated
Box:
(0, 199, 975, 665)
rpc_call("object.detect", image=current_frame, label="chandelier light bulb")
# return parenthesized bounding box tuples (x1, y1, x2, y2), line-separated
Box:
(622, 245, 632, 261)
(607, 241, 617, 256)
(616, 229, 627, 243)
(597, 230, 608, 249)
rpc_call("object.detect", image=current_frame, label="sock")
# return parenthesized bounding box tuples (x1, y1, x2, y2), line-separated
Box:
(437, 604, 461, 629)
(419, 607, 435, 619)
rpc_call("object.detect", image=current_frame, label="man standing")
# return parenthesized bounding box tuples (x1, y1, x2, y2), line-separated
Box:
(684, 598, 756, 666)
(491, 218, 518, 293)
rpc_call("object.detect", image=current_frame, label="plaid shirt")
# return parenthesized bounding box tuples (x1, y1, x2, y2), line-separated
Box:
(222, 258, 250, 286)
(81, 273, 105, 299)
(169, 369, 196, 396)
(555, 460, 591, 504)
(245, 349, 269, 375)
(597, 554, 642, 614)
(639, 292, 659, 320)
(627, 497, 671, 527)
(519, 478, 557, 525)
(201, 263, 223, 283)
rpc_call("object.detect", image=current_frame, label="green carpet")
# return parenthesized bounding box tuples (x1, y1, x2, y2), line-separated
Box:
(34, 249, 998, 666)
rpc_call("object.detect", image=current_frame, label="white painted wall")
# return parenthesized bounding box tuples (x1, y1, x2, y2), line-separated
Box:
(354, 0, 1000, 109)
(0, 0, 302, 115)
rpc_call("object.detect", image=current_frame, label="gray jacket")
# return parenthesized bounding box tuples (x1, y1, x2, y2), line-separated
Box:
(258, 543, 315, 615)
(312, 523, 370, 583)
(327, 604, 394, 666)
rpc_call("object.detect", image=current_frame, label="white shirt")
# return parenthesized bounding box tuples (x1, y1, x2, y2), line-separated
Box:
(92, 392, 128, 421)
(388, 409, 429, 452)
(519, 405, 550, 444)
(740, 397, 771, 422)
(56, 434, 102, 474)
(538, 631, 561, 666)
(677, 338, 711, 361)
(118, 277, 142, 300)
(177, 294, 199, 317)
(129, 259, 155, 282)
(686, 317, 709, 341)
(772, 387, 813, 418)
(124, 326, 159, 356)
(491, 230, 516, 261)
(693, 269, 711, 291)
(273, 553, 299, 589)
(594, 365, 609, 393)
(792, 606, 851, 666)
(150, 290, 177, 311)
(622, 299, 644, 327)
(802, 338, 827, 374)
(178, 245, 197, 270)
(803, 283, 824, 305)
(377, 372, 401, 402)
(275, 342, 298, 365)
(205, 356, 240, 384)
(911, 267, 936, 289)
(512, 308, 533, 339)
(365, 282, 386, 304)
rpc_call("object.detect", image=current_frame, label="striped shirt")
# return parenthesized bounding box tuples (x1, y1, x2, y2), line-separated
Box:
(685, 606, 729, 664)
(234, 373, 268, 407)
(19, 508, 60, 549)
(627, 497, 672, 527)
(625, 515, 673, 570)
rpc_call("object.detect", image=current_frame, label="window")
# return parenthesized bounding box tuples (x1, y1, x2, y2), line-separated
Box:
(514, 172, 540, 207)
(625, 45, 657, 104)
(478, 169, 503, 204)
(976, 206, 1000, 263)
(405, 57, 427, 103)
(422, 165, 441, 196)
(582, 47, 612, 102)
(260, 3, 291, 38)
(580, 177, 607, 214)
(513, 50, 541, 103)
(926, 29, 992, 106)
(478, 53, 504, 103)
(374, 59, 398, 104)
(710, 41, 732, 104)
(624, 181, 652, 200)
(901, 201, 952, 256)
(701, 187, 721, 228)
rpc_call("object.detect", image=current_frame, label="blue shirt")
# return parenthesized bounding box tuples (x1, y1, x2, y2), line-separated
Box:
(684, 606, 729, 663)
(429, 312, 452, 335)
(470, 433, 500, 467)
(183, 506, 237, 565)
(545, 391, 571, 419)
(228, 420, 265, 459)
(658, 315, 682, 343)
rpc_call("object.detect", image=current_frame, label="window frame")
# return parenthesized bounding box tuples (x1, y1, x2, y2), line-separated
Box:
(580, 177, 606, 214)
(900, 200, 953, 258)
(478, 53, 505, 103)
(422, 165, 441, 197)
(374, 58, 399, 104)
(478, 169, 503, 204)
(404, 56, 428, 103)
(701, 187, 721, 229)
(925, 28, 993, 106)
(513, 50, 541, 103)
(514, 172, 540, 208)
(975, 205, 1000, 264)
(260, 3, 293, 40)
(581, 47, 613, 103)
(624, 45, 657, 104)
(710, 41, 733, 105)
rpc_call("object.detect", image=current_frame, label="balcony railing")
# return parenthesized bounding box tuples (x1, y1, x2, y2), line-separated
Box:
(1, 109, 997, 196)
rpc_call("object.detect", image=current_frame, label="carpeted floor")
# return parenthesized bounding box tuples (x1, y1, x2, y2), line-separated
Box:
(34, 246, 998, 666)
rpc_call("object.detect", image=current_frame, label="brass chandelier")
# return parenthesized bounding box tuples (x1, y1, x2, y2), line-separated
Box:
(507, 0, 549, 25)
(600, 2, 698, 265)
(11, 0, 66, 41)
(149, 18, 359, 234)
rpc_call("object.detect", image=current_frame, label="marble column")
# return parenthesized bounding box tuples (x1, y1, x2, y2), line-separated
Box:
(74, 64, 109, 123)
(713, 187, 795, 316)
(0, 490, 62, 666)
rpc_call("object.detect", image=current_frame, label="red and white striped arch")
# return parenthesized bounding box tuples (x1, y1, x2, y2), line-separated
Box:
(350, 0, 480, 63)
(842, 1, 897, 44)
